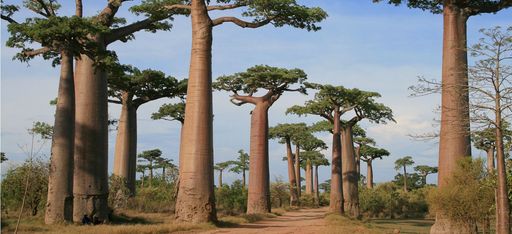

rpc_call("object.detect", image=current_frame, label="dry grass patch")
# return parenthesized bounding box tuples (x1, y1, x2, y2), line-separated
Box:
(324, 214, 377, 234)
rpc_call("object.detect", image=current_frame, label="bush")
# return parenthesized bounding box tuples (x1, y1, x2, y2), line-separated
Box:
(108, 175, 131, 210)
(359, 182, 429, 218)
(427, 158, 494, 224)
(270, 179, 290, 208)
(1, 158, 49, 216)
(299, 194, 316, 208)
(216, 180, 247, 215)
(127, 181, 176, 213)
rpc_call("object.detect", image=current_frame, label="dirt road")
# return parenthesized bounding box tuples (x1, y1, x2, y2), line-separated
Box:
(199, 208, 327, 234)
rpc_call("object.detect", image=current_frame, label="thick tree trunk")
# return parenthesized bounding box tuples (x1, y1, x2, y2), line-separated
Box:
(355, 146, 361, 180)
(113, 98, 137, 195)
(295, 144, 301, 198)
(486, 147, 495, 172)
(247, 104, 271, 214)
(314, 165, 320, 206)
(175, 0, 217, 223)
(73, 38, 109, 223)
(495, 97, 510, 233)
(45, 52, 74, 224)
(431, 4, 473, 232)
(341, 125, 359, 217)
(366, 160, 373, 189)
(286, 139, 299, 207)
(329, 112, 344, 214)
(305, 160, 313, 195)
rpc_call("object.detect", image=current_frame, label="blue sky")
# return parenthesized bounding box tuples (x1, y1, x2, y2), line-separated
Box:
(1, 1, 511, 186)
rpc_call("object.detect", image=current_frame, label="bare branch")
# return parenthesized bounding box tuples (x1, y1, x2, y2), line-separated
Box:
(1, 14, 18, 24)
(207, 3, 244, 11)
(22, 47, 52, 57)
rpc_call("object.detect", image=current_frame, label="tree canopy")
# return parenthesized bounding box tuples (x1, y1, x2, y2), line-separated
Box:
(152, 101, 186, 124)
(214, 65, 308, 106)
(228, 149, 249, 174)
(287, 83, 394, 126)
(394, 156, 415, 170)
(108, 65, 187, 107)
(359, 145, 390, 162)
(373, 0, 512, 15)
(269, 123, 308, 144)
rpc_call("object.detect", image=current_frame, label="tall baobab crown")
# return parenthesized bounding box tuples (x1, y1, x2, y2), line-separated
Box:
(359, 145, 390, 162)
(373, 0, 512, 15)
(214, 65, 308, 106)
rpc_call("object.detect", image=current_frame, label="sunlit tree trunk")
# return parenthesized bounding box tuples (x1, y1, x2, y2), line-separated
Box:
(366, 160, 373, 189)
(218, 169, 223, 187)
(45, 51, 74, 224)
(113, 95, 138, 195)
(175, 0, 217, 223)
(355, 146, 361, 180)
(305, 160, 313, 195)
(341, 125, 359, 217)
(431, 3, 474, 232)
(402, 165, 408, 193)
(247, 103, 271, 214)
(329, 111, 343, 214)
(286, 138, 299, 206)
(73, 37, 109, 223)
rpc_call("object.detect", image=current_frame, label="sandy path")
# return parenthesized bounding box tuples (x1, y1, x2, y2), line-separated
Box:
(198, 207, 327, 234)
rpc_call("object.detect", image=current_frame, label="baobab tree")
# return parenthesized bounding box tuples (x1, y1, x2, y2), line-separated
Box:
(108, 65, 187, 195)
(359, 145, 390, 189)
(394, 156, 415, 192)
(311, 154, 329, 205)
(374, 1, 512, 232)
(414, 165, 438, 186)
(269, 123, 309, 207)
(214, 65, 308, 214)
(288, 83, 394, 217)
(228, 150, 250, 189)
(174, 0, 326, 222)
(138, 149, 164, 187)
(214, 161, 232, 188)
(1, 1, 101, 223)
(467, 26, 512, 233)
(152, 101, 186, 125)
(354, 136, 376, 179)
(299, 135, 327, 196)
(155, 158, 176, 182)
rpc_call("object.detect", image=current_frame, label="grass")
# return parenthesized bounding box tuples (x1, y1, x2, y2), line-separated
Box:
(370, 218, 434, 234)
(324, 214, 434, 234)
(1, 211, 214, 234)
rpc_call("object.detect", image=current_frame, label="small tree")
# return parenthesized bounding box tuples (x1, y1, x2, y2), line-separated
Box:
(394, 156, 415, 192)
(288, 83, 394, 217)
(359, 145, 390, 189)
(138, 149, 163, 187)
(214, 161, 232, 188)
(228, 150, 250, 189)
(152, 101, 186, 125)
(269, 123, 308, 207)
(155, 158, 176, 182)
(414, 165, 438, 186)
(214, 65, 307, 214)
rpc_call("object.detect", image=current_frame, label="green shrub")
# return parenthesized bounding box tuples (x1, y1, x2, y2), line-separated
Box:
(359, 182, 429, 218)
(270, 179, 290, 208)
(427, 158, 494, 224)
(108, 175, 131, 210)
(216, 180, 247, 215)
(127, 182, 176, 213)
(299, 194, 317, 208)
(1, 158, 48, 216)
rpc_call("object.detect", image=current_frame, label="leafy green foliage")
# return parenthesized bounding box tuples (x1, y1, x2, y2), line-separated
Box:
(393, 173, 424, 190)
(151, 101, 186, 124)
(108, 64, 187, 107)
(360, 145, 389, 161)
(0, 152, 7, 163)
(372, 0, 512, 15)
(394, 156, 414, 171)
(359, 183, 430, 218)
(214, 65, 307, 106)
(214, 161, 232, 171)
(216, 180, 248, 215)
(427, 158, 495, 223)
(414, 165, 438, 185)
(287, 83, 394, 125)
(228, 149, 250, 175)
(29, 121, 53, 139)
(6, 16, 106, 65)
(269, 122, 308, 144)
(270, 178, 290, 208)
(129, 180, 178, 213)
(1, 158, 49, 216)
